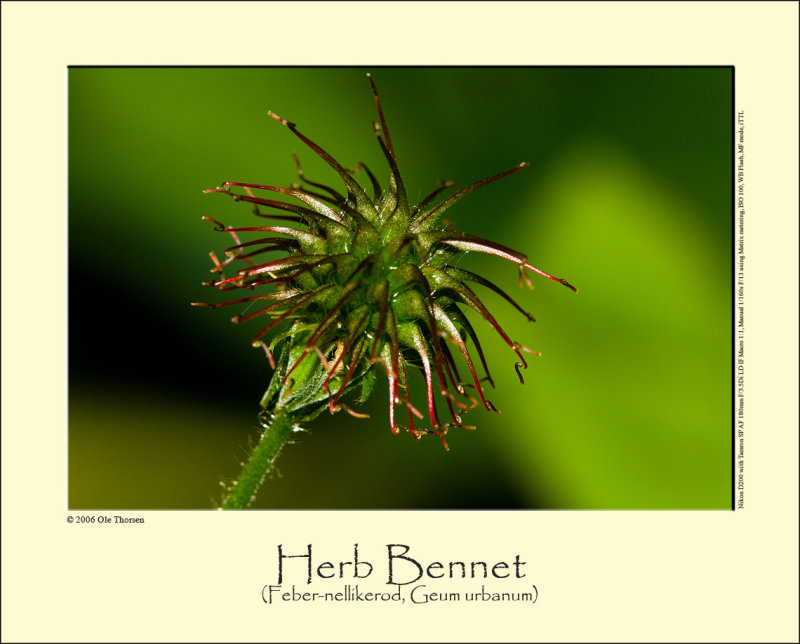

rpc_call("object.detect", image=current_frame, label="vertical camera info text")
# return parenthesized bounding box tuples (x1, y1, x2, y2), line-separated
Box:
(735, 110, 745, 510)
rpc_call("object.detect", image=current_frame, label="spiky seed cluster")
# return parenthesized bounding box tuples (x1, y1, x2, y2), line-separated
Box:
(194, 75, 575, 449)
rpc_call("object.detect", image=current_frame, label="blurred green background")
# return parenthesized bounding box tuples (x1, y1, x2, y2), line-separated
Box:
(69, 67, 732, 509)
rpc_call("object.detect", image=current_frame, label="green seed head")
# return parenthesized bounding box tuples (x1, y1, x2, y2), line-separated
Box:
(194, 74, 575, 449)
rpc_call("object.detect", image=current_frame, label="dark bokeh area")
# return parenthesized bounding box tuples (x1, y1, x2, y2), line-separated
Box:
(69, 67, 732, 509)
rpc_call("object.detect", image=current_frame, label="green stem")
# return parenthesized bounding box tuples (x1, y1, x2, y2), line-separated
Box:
(220, 406, 297, 510)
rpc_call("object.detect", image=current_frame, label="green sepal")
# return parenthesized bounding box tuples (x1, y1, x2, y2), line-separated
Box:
(359, 366, 377, 403)
(260, 321, 373, 423)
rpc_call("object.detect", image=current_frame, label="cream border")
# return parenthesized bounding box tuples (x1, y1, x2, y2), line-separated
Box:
(1, 2, 797, 642)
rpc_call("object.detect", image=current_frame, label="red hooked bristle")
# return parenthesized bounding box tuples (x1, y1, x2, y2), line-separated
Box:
(524, 262, 578, 292)
(268, 110, 375, 214)
(253, 340, 277, 369)
(292, 152, 346, 204)
(411, 162, 530, 231)
(367, 73, 395, 162)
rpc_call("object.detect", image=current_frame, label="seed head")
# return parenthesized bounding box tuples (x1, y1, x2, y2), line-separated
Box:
(194, 74, 575, 449)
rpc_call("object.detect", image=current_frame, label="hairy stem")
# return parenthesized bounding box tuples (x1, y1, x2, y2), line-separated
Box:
(220, 406, 297, 510)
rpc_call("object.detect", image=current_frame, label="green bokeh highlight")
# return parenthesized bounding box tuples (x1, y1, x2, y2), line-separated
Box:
(68, 67, 732, 509)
